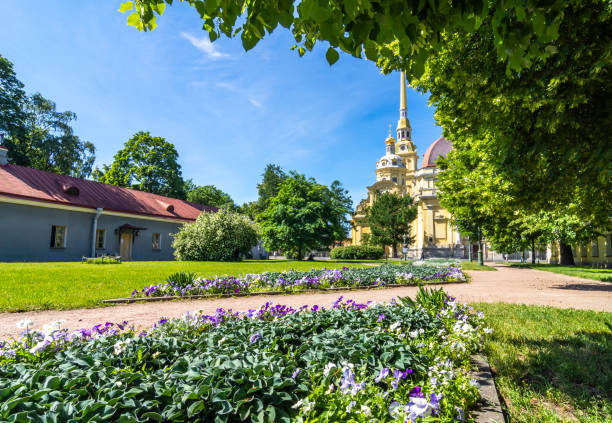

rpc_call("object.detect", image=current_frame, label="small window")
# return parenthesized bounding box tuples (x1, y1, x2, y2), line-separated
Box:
(95, 229, 106, 249)
(50, 225, 66, 248)
(591, 240, 599, 257)
(607, 234, 612, 257)
(152, 233, 161, 250)
(392, 177, 398, 183)
(581, 245, 587, 257)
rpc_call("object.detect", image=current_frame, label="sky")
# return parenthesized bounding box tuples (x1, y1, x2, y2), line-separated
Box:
(0, 1, 442, 206)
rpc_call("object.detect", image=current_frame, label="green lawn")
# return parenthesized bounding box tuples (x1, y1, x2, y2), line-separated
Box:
(461, 261, 497, 271)
(506, 263, 612, 282)
(477, 302, 612, 422)
(0, 260, 370, 312)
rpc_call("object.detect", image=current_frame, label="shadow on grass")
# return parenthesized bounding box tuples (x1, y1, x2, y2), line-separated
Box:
(495, 330, 612, 413)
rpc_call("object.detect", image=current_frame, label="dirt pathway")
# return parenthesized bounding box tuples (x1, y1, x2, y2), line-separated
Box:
(1, 264, 610, 339)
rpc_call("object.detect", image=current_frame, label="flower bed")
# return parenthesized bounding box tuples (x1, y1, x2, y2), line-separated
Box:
(131, 263, 466, 298)
(0, 288, 490, 422)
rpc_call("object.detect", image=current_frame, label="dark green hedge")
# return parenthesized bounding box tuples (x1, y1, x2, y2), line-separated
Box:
(330, 245, 385, 260)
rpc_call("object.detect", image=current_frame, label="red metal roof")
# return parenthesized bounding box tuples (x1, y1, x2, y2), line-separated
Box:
(422, 136, 452, 168)
(0, 164, 216, 221)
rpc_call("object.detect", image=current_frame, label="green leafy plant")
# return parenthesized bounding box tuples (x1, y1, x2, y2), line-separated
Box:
(330, 245, 385, 260)
(165, 271, 198, 287)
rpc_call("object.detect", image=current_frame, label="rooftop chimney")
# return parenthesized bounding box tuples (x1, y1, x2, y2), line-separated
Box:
(0, 134, 7, 165)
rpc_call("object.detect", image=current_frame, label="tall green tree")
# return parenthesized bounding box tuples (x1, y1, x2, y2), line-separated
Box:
(7, 93, 96, 178)
(410, 0, 611, 222)
(0, 54, 25, 138)
(186, 184, 237, 210)
(257, 164, 287, 210)
(94, 131, 185, 198)
(367, 192, 417, 258)
(258, 173, 352, 259)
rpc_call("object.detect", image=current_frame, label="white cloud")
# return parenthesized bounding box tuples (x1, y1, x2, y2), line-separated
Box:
(249, 98, 263, 109)
(181, 32, 228, 59)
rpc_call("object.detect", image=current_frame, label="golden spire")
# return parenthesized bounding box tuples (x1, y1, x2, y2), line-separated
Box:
(397, 71, 411, 138)
(400, 71, 407, 111)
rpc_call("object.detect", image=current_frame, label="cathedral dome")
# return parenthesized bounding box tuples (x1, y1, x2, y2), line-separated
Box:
(422, 136, 452, 168)
(377, 152, 404, 168)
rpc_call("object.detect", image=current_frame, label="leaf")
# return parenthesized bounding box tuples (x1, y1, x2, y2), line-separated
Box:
(188, 400, 206, 417)
(141, 412, 162, 422)
(118, 1, 134, 13)
(325, 47, 340, 65)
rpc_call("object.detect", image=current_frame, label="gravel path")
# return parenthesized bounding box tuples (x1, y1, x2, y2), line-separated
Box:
(1, 264, 610, 340)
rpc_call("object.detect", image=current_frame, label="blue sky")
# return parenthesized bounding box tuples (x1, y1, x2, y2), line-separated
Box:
(0, 1, 441, 206)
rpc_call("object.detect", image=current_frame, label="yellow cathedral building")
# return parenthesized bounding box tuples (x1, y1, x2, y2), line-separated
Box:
(351, 72, 467, 259)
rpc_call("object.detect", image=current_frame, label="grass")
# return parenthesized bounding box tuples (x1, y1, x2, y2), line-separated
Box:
(0, 260, 372, 312)
(461, 261, 497, 271)
(506, 263, 612, 282)
(476, 302, 612, 422)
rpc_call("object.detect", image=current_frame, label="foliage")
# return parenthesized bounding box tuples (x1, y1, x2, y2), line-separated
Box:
(367, 192, 417, 257)
(477, 302, 612, 422)
(0, 260, 373, 312)
(0, 53, 25, 138)
(83, 257, 121, 265)
(119, 0, 568, 77)
(185, 183, 237, 210)
(172, 209, 259, 261)
(93, 131, 185, 198)
(257, 163, 287, 210)
(0, 54, 95, 178)
(165, 271, 198, 287)
(237, 201, 260, 221)
(330, 245, 384, 260)
(258, 173, 352, 259)
(413, 1, 611, 257)
(131, 263, 466, 298)
(0, 293, 491, 422)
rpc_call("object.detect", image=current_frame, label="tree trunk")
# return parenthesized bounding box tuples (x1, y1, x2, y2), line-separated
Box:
(531, 239, 536, 264)
(477, 227, 483, 266)
(559, 241, 575, 265)
(467, 237, 472, 262)
(297, 246, 303, 261)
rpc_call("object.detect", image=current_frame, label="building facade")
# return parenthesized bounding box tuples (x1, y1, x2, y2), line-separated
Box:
(0, 145, 216, 262)
(351, 72, 466, 258)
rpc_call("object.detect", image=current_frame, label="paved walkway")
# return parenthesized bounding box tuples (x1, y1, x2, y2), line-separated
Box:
(1, 264, 610, 339)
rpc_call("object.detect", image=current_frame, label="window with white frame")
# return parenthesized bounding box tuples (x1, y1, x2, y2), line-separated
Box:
(50, 225, 66, 248)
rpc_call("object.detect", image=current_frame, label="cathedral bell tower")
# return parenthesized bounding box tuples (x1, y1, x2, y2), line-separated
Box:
(395, 71, 418, 172)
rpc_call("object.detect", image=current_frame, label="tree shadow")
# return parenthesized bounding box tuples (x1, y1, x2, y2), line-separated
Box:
(494, 330, 612, 414)
(552, 283, 612, 292)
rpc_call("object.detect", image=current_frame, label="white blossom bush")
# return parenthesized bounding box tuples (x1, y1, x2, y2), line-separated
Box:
(172, 208, 260, 261)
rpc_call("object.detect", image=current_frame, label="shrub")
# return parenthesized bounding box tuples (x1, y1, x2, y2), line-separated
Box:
(330, 245, 385, 260)
(172, 209, 260, 261)
(166, 271, 198, 288)
(83, 257, 121, 264)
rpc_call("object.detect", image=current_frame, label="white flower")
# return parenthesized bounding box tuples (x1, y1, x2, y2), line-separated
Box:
(113, 338, 131, 355)
(389, 322, 401, 332)
(29, 340, 50, 354)
(324, 362, 336, 376)
(360, 405, 372, 416)
(17, 318, 34, 329)
(115, 381, 123, 387)
(409, 330, 419, 338)
(291, 399, 304, 409)
(484, 327, 493, 334)
(325, 383, 335, 394)
(152, 351, 161, 359)
(218, 337, 227, 346)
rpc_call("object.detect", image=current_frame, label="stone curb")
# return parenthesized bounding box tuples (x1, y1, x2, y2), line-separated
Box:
(102, 279, 467, 304)
(472, 354, 506, 423)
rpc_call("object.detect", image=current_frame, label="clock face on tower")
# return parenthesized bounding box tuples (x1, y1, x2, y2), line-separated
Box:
(400, 144, 406, 151)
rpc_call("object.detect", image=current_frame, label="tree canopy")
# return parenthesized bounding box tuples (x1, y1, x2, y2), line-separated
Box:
(119, 0, 567, 77)
(258, 173, 352, 259)
(367, 191, 417, 257)
(186, 183, 237, 210)
(0, 54, 96, 178)
(256, 164, 287, 210)
(93, 131, 185, 198)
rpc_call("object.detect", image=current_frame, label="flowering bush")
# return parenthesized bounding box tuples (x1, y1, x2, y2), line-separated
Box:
(330, 245, 385, 260)
(172, 208, 260, 261)
(0, 288, 490, 422)
(131, 263, 466, 298)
